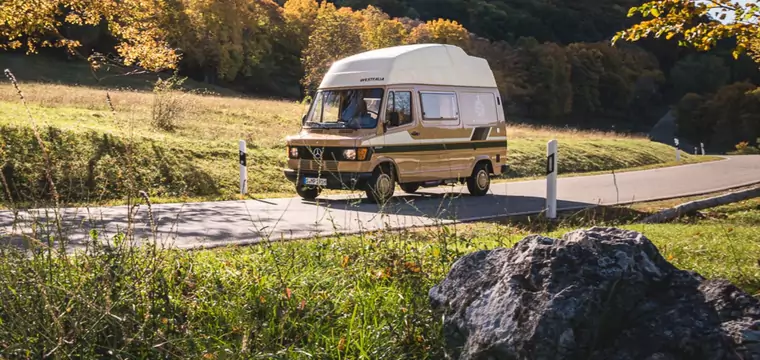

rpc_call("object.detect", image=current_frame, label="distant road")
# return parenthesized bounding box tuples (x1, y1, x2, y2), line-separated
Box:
(1, 155, 759, 250)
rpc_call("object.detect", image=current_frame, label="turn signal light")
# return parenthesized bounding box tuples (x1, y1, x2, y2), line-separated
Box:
(357, 148, 368, 161)
(288, 146, 299, 158)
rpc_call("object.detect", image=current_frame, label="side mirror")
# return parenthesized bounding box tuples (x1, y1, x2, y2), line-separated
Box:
(389, 112, 400, 127)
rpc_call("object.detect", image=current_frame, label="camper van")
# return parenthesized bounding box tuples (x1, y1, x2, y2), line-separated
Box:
(283, 44, 508, 203)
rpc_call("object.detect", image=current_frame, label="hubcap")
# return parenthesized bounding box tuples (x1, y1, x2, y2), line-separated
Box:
(476, 170, 489, 189)
(377, 174, 392, 196)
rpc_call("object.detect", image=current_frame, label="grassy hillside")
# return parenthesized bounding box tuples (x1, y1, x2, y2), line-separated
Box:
(1, 193, 757, 358)
(0, 77, 713, 206)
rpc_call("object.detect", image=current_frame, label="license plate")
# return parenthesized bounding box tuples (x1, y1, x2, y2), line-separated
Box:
(303, 177, 327, 186)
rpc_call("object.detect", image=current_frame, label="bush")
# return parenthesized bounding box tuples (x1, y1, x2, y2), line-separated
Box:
(151, 75, 192, 132)
(729, 141, 760, 155)
(675, 83, 760, 152)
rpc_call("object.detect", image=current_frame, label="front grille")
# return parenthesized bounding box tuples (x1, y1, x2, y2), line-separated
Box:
(296, 146, 345, 161)
(298, 160, 339, 172)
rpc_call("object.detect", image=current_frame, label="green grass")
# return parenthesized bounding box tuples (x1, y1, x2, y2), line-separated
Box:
(2, 195, 758, 358)
(0, 85, 712, 208)
(0, 55, 714, 207)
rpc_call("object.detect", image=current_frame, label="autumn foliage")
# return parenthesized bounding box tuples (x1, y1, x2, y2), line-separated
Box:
(2, 0, 760, 141)
(0, 0, 179, 71)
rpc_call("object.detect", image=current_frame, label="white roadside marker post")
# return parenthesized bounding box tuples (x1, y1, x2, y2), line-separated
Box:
(674, 138, 680, 162)
(701, 142, 706, 156)
(546, 139, 558, 219)
(239, 140, 247, 195)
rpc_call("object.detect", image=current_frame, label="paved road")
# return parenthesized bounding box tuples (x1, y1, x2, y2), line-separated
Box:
(2, 155, 759, 250)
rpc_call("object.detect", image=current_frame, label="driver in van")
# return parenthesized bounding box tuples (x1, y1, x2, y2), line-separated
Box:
(340, 92, 377, 129)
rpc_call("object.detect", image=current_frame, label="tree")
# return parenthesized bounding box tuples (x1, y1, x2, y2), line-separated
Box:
(166, 0, 284, 83)
(674, 92, 710, 144)
(669, 54, 730, 97)
(614, 0, 760, 63)
(0, 0, 179, 71)
(407, 19, 469, 47)
(283, 0, 319, 47)
(514, 39, 573, 120)
(301, 2, 364, 91)
(359, 5, 407, 50)
(676, 82, 760, 151)
(567, 44, 604, 115)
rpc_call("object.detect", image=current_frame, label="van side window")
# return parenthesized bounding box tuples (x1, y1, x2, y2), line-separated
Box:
(420, 92, 458, 120)
(385, 91, 413, 127)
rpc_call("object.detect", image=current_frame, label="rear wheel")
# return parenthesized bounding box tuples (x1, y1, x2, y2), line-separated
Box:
(365, 164, 396, 204)
(467, 162, 491, 196)
(296, 185, 321, 200)
(400, 183, 420, 194)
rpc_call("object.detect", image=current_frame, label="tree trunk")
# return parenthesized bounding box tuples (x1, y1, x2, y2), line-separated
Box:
(639, 185, 760, 224)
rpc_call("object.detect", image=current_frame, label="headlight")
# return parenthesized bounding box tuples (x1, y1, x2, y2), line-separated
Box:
(289, 146, 299, 158)
(343, 149, 356, 160)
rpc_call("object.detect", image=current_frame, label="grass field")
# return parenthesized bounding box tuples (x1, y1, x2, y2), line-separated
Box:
(0, 77, 714, 208)
(1, 189, 758, 358)
(1, 49, 754, 360)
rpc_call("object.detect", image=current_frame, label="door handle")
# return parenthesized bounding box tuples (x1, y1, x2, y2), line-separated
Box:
(410, 131, 420, 136)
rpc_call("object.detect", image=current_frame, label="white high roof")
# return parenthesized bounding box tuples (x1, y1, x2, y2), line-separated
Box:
(318, 44, 498, 89)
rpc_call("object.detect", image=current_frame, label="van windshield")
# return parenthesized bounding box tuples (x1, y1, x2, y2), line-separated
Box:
(304, 88, 384, 129)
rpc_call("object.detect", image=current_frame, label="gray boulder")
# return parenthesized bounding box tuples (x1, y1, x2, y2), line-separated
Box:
(429, 227, 760, 360)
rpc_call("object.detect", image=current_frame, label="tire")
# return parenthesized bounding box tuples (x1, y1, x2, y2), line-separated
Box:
(467, 162, 491, 196)
(400, 183, 420, 194)
(365, 165, 396, 204)
(296, 185, 321, 200)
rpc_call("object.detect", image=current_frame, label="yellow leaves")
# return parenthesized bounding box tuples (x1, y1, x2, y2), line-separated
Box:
(341, 255, 350, 268)
(615, 0, 760, 65)
(359, 5, 406, 50)
(0, 0, 179, 71)
(403, 261, 421, 273)
(408, 18, 470, 47)
(337, 337, 347, 351)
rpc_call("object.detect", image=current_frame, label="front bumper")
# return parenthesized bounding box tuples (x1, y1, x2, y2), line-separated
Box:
(284, 169, 373, 190)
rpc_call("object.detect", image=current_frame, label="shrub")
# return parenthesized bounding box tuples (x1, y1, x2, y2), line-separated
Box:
(151, 75, 191, 131)
(729, 141, 760, 155)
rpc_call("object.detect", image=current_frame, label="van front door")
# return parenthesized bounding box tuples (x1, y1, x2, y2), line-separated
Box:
(381, 89, 422, 183)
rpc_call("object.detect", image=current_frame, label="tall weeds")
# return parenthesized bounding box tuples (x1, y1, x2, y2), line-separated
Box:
(0, 67, 756, 359)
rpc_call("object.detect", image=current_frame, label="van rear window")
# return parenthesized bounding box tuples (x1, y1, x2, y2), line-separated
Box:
(420, 92, 458, 121)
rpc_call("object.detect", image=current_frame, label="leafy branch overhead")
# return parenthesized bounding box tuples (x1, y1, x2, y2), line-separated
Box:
(614, 0, 760, 61)
(0, 0, 179, 71)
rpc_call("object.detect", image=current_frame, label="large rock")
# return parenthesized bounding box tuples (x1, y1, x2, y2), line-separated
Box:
(429, 227, 760, 360)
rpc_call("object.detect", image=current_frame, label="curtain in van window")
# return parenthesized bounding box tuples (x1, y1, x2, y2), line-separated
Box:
(420, 93, 458, 120)
(459, 92, 498, 126)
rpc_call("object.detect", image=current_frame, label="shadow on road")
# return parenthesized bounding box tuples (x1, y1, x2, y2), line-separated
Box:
(299, 191, 596, 221)
(1, 191, 597, 250)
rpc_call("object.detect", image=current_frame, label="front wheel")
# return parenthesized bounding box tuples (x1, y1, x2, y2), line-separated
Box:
(296, 185, 321, 200)
(365, 165, 396, 204)
(467, 163, 491, 196)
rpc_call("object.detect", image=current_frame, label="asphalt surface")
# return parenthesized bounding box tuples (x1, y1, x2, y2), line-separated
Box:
(1, 155, 759, 250)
